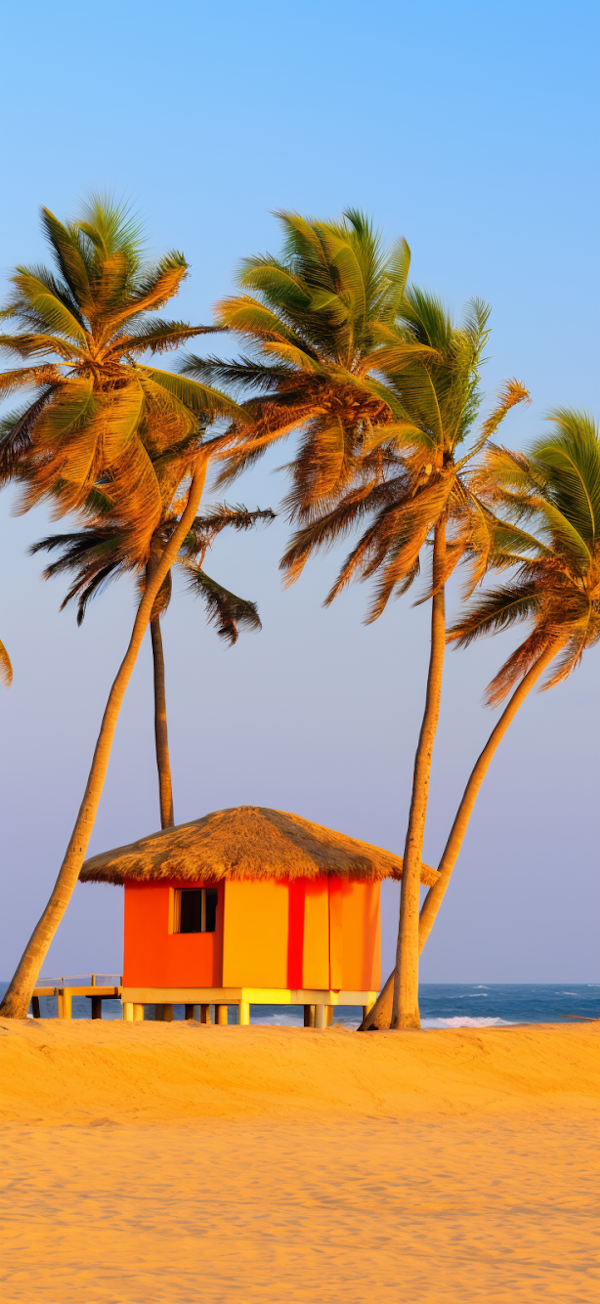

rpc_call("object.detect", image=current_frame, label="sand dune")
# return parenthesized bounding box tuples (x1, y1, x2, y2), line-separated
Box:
(1, 1020, 598, 1302)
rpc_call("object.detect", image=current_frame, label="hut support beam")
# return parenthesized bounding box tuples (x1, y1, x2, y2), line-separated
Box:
(216, 1004, 228, 1025)
(92, 996, 103, 1020)
(238, 1001, 250, 1026)
(304, 1004, 316, 1027)
(57, 988, 72, 1019)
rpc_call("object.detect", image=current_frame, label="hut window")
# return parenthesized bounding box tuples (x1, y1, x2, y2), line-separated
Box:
(175, 889, 218, 934)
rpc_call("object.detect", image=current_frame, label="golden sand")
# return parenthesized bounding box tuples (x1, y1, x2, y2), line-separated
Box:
(1, 1019, 598, 1302)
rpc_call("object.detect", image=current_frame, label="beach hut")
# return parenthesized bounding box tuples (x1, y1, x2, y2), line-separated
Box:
(80, 805, 438, 1026)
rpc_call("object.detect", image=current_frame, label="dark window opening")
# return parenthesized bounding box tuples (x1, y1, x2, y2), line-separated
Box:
(177, 888, 218, 934)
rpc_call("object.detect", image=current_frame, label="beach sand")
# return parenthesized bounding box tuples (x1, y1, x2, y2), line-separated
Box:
(1, 1019, 598, 1302)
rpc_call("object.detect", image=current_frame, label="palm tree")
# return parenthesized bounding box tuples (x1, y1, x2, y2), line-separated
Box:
(32, 503, 274, 827)
(0, 201, 245, 1018)
(418, 409, 600, 942)
(180, 209, 437, 516)
(281, 290, 529, 1028)
(0, 197, 235, 554)
(361, 408, 599, 1028)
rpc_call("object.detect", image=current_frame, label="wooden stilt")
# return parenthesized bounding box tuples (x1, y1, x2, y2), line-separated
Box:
(304, 1004, 316, 1027)
(326, 1006, 334, 1027)
(57, 989, 72, 1019)
(163, 1004, 174, 1022)
(133, 1004, 144, 1021)
(238, 1000, 250, 1026)
(184, 1004, 194, 1020)
(216, 1004, 228, 1026)
(31, 996, 41, 1019)
(91, 996, 102, 1020)
(314, 1004, 327, 1029)
(200, 1004, 211, 1024)
(122, 1002, 134, 1021)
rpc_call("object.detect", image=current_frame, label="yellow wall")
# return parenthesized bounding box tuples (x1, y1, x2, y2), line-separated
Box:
(222, 879, 289, 987)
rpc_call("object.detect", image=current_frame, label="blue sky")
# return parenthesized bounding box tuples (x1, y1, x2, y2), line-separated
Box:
(1, 0, 598, 983)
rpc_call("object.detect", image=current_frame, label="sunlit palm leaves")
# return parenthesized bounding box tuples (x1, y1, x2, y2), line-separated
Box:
(181, 210, 436, 517)
(281, 286, 529, 620)
(0, 198, 241, 557)
(0, 637, 12, 687)
(449, 410, 600, 703)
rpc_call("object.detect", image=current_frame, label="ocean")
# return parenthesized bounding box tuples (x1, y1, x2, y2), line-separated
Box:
(2, 982, 598, 1027)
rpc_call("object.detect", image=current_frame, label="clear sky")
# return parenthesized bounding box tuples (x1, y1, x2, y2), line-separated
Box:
(1, 0, 598, 984)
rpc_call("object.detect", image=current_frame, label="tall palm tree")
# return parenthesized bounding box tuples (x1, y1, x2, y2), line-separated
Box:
(361, 408, 599, 1028)
(281, 290, 529, 1028)
(0, 197, 234, 553)
(418, 408, 600, 943)
(32, 503, 274, 827)
(0, 201, 245, 1018)
(180, 209, 437, 515)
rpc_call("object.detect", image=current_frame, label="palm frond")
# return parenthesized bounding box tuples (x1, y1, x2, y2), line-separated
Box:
(179, 562, 261, 645)
(0, 637, 13, 688)
(448, 583, 540, 647)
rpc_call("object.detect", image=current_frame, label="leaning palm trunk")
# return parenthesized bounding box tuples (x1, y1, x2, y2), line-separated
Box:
(417, 636, 563, 950)
(149, 615, 175, 829)
(0, 457, 208, 1018)
(392, 523, 447, 1029)
(360, 637, 563, 1030)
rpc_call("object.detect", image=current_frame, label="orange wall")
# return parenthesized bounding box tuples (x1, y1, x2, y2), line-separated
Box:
(339, 880, 381, 991)
(123, 880, 223, 988)
(123, 875, 380, 992)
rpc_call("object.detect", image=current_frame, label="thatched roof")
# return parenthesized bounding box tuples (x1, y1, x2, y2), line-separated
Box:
(80, 805, 439, 887)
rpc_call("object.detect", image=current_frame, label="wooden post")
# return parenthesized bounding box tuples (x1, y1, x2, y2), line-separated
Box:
(57, 988, 72, 1019)
(216, 1004, 228, 1026)
(199, 1004, 211, 1024)
(314, 1004, 327, 1029)
(31, 996, 41, 1019)
(163, 1004, 174, 1022)
(122, 1002, 134, 1021)
(184, 1004, 195, 1021)
(326, 1006, 334, 1027)
(238, 1000, 250, 1026)
(133, 1004, 144, 1021)
(304, 1004, 316, 1027)
(91, 996, 102, 1020)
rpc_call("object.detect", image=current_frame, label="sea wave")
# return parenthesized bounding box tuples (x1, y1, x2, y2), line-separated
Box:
(422, 1016, 513, 1029)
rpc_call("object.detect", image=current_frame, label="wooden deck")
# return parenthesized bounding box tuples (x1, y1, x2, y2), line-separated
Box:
(32, 975, 122, 1020)
(31, 976, 377, 1026)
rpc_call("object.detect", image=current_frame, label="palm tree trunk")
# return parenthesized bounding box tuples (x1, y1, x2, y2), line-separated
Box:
(149, 615, 174, 829)
(392, 522, 447, 1029)
(417, 637, 562, 950)
(0, 457, 208, 1018)
(360, 637, 562, 1031)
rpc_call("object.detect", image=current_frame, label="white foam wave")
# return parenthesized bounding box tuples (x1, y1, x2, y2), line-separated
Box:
(422, 1016, 513, 1029)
